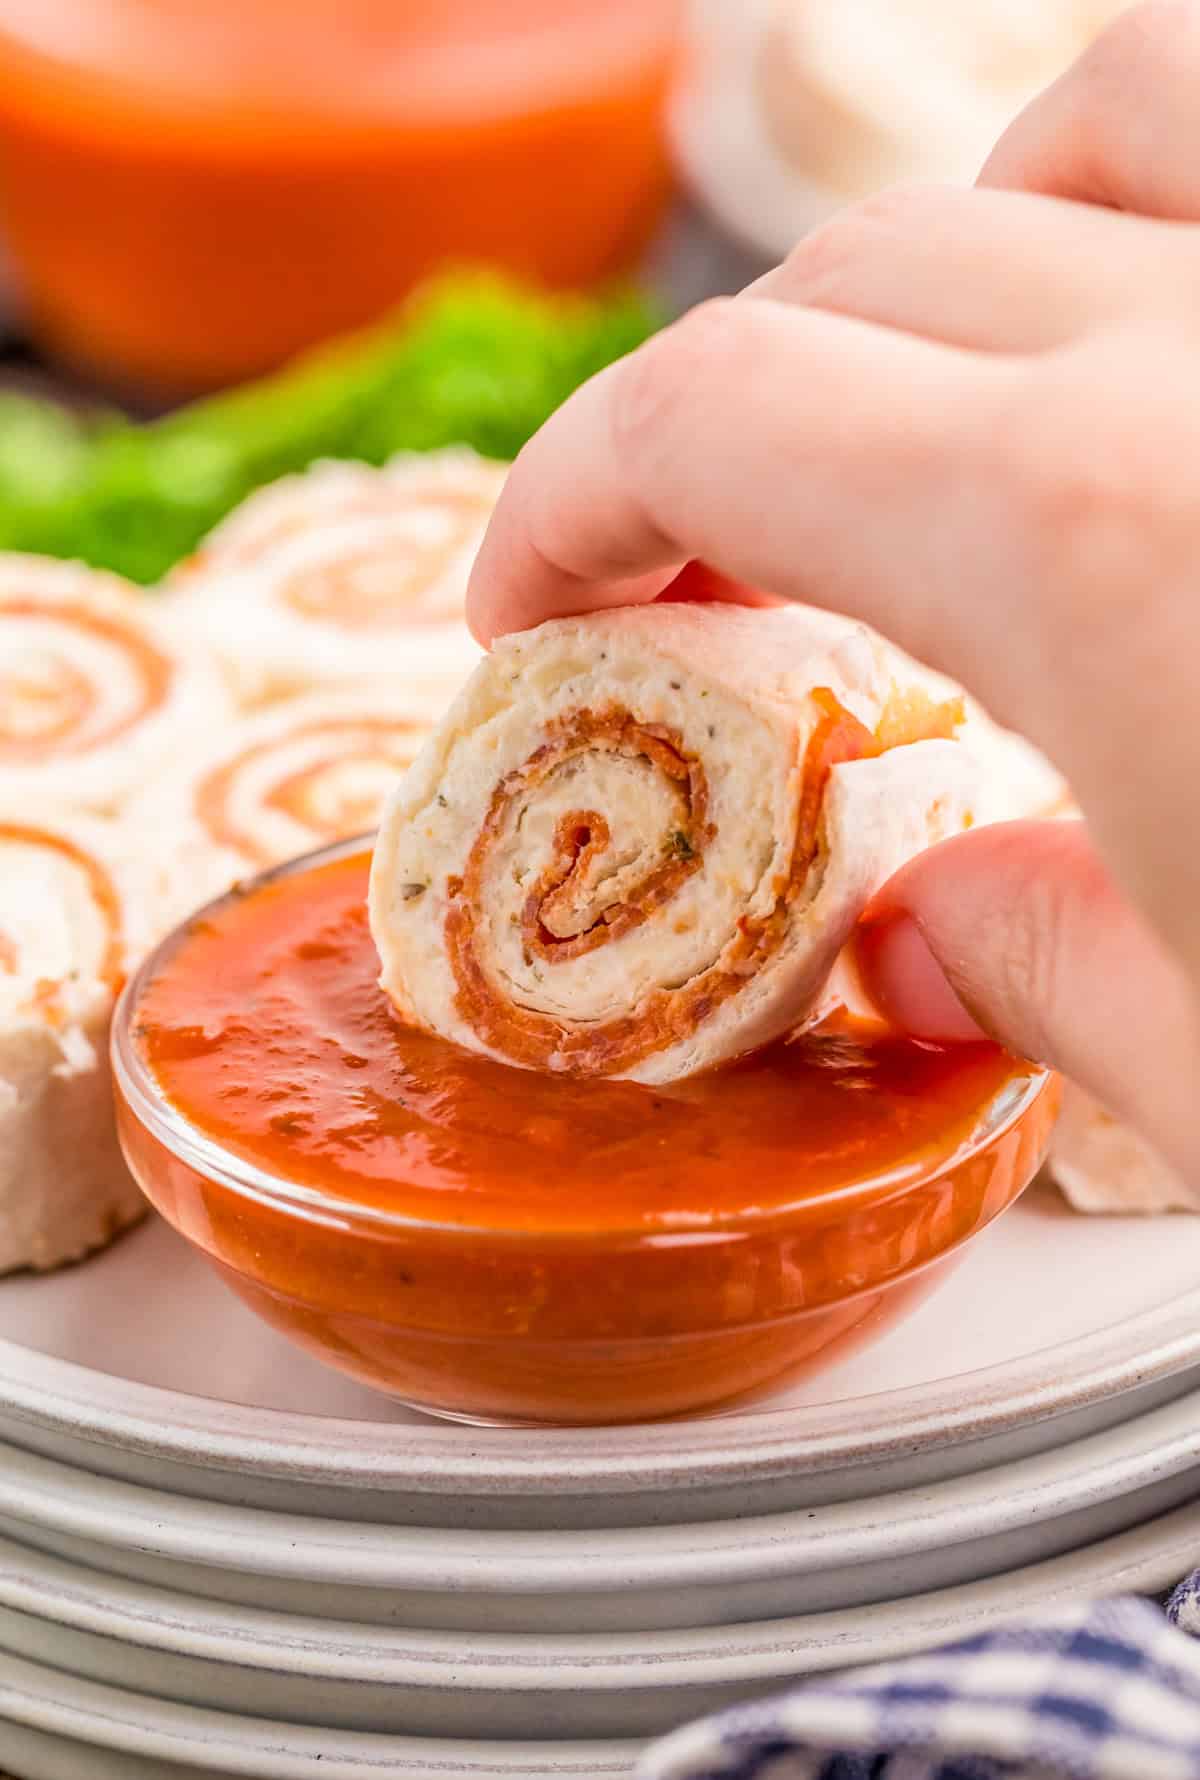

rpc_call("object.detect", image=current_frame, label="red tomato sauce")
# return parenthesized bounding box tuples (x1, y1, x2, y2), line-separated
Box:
(136, 850, 1023, 1234)
(121, 848, 1054, 1422)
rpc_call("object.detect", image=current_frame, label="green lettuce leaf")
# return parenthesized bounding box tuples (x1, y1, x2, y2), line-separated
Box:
(0, 273, 660, 584)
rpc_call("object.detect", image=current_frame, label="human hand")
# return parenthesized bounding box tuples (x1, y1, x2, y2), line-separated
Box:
(467, 3, 1200, 1178)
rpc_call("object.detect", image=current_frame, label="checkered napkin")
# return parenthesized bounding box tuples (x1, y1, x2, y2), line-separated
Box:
(640, 1590, 1200, 1780)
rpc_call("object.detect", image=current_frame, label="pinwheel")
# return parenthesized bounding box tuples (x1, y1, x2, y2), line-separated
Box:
(165, 451, 505, 704)
(371, 604, 976, 1082)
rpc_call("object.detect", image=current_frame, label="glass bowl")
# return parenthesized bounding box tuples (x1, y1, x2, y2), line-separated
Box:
(112, 841, 1059, 1426)
(0, 0, 678, 393)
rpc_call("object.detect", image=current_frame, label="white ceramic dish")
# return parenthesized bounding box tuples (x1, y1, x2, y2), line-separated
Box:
(0, 1652, 642, 1779)
(1, 1191, 1199, 1525)
(669, 0, 823, 264)
(0, 1503, 1194, 1745)
(2, 1384, 1199, 1632)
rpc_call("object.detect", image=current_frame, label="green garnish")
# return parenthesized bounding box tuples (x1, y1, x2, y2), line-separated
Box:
(0, 272, 660, 584)
(670, 830, 695, 860)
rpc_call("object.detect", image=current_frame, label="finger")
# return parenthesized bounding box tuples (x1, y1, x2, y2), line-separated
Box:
(468, 299, 1200, 989)
(857, 820, 1200, 1181)
(653, 561, 782, 610)
(471, 560, 780, 643)
(467, 296, 1022, 683)
(855, 909, 988, 1044)
(981, 1, 1200, 217)
(746, 181, 1193, 352)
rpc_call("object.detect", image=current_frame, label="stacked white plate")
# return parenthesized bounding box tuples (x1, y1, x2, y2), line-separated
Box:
(2, 1178, 1200, 1778)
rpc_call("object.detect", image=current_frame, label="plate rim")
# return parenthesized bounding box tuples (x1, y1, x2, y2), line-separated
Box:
(0, 1649, 643, 1777)
(0, 1501, 1195, 1691)
(0, 1384, 1199, 1590)
(1, 1276, 1199, 1495)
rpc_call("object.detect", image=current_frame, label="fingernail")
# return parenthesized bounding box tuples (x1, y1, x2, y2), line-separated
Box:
(855, 911, 987, 1042)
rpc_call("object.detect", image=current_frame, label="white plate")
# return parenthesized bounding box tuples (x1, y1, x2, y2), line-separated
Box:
(1, 1187, 1200, 1524)
(0, 1655, 642, 1780)
(669, 0, 826, 264)
(0, 1503, 1195, 1745)
(3, 1384, 1200, 1632)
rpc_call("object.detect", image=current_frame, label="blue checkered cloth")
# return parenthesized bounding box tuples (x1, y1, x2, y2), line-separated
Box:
(640, 1591, 1200, 1780)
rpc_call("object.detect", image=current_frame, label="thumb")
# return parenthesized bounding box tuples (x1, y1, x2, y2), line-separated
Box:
(856, 820, 1200, 1181)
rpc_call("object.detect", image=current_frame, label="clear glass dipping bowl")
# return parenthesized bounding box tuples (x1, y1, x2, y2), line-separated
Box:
(112, 841, 1059, 1426)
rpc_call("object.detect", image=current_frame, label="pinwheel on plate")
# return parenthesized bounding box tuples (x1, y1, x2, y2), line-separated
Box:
(133, 686, 449, 901)
(673, 0, 1130, 260)
(0, 811, 169, 1272)
(0, 554, 229, 812)
(164, 450, 506, 705)
(1051, 1091, 1195, 1215)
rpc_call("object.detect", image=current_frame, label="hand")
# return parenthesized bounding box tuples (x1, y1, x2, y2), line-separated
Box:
(467, 2, 1200, 1178)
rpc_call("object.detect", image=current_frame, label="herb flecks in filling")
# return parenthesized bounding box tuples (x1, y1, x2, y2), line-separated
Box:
(443, 694, 878, 1075)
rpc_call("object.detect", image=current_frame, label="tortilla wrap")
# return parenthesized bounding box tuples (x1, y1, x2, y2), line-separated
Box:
(371, 603, 976, 1083)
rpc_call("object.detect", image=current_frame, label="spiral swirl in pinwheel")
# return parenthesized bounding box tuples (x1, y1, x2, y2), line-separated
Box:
(0, 554, 228, 812)
(133, 686, 447, 900)
(370, 605, 978, 1083)
(165, 450, 506, 703)
(0, 812, 162, 1271)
